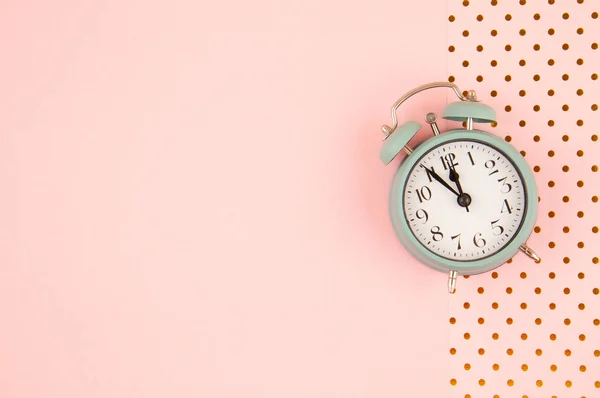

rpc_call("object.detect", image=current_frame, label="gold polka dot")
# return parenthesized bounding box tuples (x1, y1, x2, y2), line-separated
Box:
(519, 29, 526, 36)
(449, 317, 456, 324)
(492, 272, 498, 279)
(550, 333, 556, 340)
(520, 0, 526, 4)
(535, 287, 542, 294)
(478, 348, 485, 355)
(493, 363, 500, 370)
(577, 88, 584, 95)
(593, 165, 599, 172)
(462, 30, 469, 37)
(579, 303, 585, 310)
(463, 0, 469, 5)
(563, 134, 569, 141)
(507, 348, 514, 355)
(476, 14, 483, 21)
(594, 257, 599, 264)
(548, 120, 555, 126)
(566, 380, 572, 387)
(564, 257, 570, 263)
(505, 44, 512, 51)
(595, 350, 600, 357)
(507, 379, 514, 386)
(577, 27, 584, 34)
(491, 60, 498, 67)
(491, 90, 497, 97)
(593, 226, 599, 233)
(562, 165, 569, 172)
(563, 13, 570, 20)
(492, 332, 499, 340)
(549, 303, 556, 309)
(450, 347, 456, 354)
(477, 287, 484, 294)
(521, 303, 528, 310)
(520, 272, 527, 279)
(464, 332, 470, 339)
(533, 43, 540, 51)
(577, 119, 584, 126)
(551, 364, 557, 371)
(464, 363, 471, 370)
(593, 134, 599, 141)
(450, 378, 457, 386)
(564, 287, 571, 295)
(577, 180, 584, 187)
(534, 13, 540, 20)
(476, 45, 484, 52)
(592, 104, 598, 111)
(476, 75, 483, 82)
(593, 11, 599, 19)
(506, 317, 513, 324)
(505, 75, 512, 82)
(464, 302, 470, 309)
(519, 90, 526, 96)
(449, 15, 456, 22)
(578, 242, 585, 248)
(548, 89, 555, 96)
(506, 287, 513, 294)
(593, 43, 599, 50)
(519, 120, 526, 127)
(491, 0, 497, 5)
(548, 59, 555, 66)
(505, 14, 512, 21)
(521, 333, 528, 340)
(580, 365, 587, 372)
(448, 45, 455, 52)
(478, 317, 484, 324)
(548, 28, 555, 35)
(536, 380, 543, 387)
(593, 196, 598, 202)
(548, 180, 555, 187)
(563, 43, 570, 50)
(548, 0, 555, 3)
(535, 318, 542, 325)
(548, 150, 554, 157)
(549, 271, 556, 279)
(462, 60, 469, 67)
(593, 73, 599, 80)
(505, 135, 512, 142)
(491, 29, 498, 36)
(577, 58, 584, 65)
(563, 104, 570, 111)
(533, 104, 540, 111)
(594, 319, 600, 326)
(578, 211, 585, 218)
(563, 74, 570, 81)
(565, 349, 572, 356)
(563, 226, 570, 233)
(563, 195, 570, 202)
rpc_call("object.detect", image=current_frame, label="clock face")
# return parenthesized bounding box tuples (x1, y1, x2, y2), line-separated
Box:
(403, 139, 527, 261)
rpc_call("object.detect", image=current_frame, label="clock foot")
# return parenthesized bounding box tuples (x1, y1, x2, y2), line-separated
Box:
(448, 270, 458, 294)
(520, 243, 541, 263)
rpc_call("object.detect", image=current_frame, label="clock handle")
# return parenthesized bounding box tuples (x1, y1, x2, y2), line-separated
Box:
(520, 243, 541, 263)
(381, 82, 478, 137)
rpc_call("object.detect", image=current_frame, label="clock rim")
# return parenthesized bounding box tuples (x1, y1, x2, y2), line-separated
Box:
(388, 128, 538, 275)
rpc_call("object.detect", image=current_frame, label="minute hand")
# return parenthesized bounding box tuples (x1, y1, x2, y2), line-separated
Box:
(420, 165, 460, 196)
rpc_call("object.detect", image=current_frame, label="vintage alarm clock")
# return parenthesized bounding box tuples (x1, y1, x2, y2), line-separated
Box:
(380, 82, 540, 293)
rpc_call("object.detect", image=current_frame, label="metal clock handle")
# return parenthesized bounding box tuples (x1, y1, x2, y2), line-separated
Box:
(381, 82, 479, 137)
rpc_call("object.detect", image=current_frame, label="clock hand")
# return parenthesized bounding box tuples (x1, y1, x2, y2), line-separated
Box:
(420, 165, 460, 197)
(448, 163, 470, 212)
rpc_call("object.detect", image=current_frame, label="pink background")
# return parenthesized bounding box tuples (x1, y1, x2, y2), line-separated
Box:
(1, 1, 598, 397)
(0, 1, 452, 397)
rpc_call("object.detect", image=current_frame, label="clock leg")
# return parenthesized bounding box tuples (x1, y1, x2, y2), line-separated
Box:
(448, 270, 458, 294)
(519, 243, 541, 263)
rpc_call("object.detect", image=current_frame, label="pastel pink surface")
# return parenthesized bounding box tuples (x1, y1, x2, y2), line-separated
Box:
(0, 1, 452, 397)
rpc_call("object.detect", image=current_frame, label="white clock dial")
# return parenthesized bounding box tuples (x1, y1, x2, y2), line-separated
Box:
(403, 140, 527, 261)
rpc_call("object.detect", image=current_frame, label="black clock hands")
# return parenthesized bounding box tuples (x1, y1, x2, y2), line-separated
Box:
(420, 165, 460, 197)
(448, 163, 471, 212)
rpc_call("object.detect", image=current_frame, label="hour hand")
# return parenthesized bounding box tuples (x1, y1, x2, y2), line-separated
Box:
(420, 165, 460, 196)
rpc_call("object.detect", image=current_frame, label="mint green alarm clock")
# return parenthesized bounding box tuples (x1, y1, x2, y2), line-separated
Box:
(379, 82, 541, 293)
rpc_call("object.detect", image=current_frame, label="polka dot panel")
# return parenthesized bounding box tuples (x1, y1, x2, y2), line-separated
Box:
(448, 1, 599, 397)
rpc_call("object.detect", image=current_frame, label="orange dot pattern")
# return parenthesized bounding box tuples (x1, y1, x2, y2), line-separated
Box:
(447, 1, 599, 396)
